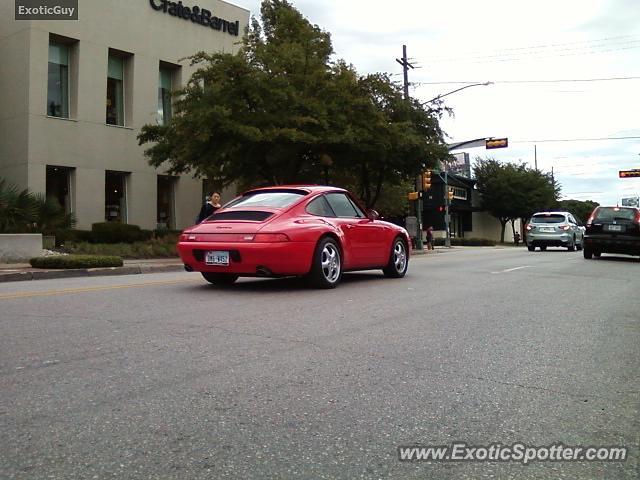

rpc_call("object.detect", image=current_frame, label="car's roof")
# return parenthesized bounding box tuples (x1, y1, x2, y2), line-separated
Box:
(244, 185, 347, 194)
(532, 211, 571, 216)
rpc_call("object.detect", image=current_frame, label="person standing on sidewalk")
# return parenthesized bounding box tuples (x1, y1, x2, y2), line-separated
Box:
(196, 191, 222, 223)
(426, 226, 434, 250)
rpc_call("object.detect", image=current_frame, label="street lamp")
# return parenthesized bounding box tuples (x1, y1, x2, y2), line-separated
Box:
(425, 81, 493, 248)
(423, 81, 493, 105)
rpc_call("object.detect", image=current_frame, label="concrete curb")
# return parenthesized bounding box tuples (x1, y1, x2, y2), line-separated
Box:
(0, 264, 184, 283)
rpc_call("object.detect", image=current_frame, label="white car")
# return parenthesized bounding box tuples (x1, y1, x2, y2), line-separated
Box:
(525, 211, 584, 251)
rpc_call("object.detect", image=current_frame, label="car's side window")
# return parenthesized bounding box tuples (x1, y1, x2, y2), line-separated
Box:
(325, 193, 364, 218)
(306, 196, 335, 217)
(568, 215, 575, 224)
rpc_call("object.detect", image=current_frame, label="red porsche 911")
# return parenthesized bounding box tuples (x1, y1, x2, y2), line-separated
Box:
(178, 186, 411, 288)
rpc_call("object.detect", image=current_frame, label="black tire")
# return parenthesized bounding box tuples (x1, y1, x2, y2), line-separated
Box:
(307, 237, 342, 289)
(568, 237, 576, 251)
(201, 272, 239, 285)
(527, 245, 535, 252)
(383, 237, 409, 278)
(576, 240, 583, 251)
(540, 246, 547, 251)
(594, 252, 601, 258)
(583, 247, 592, 259)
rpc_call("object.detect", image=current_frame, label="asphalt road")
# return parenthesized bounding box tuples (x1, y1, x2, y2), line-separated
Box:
(1, 247, 638, 479)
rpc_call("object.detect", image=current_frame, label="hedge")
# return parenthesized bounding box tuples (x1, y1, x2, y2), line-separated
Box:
(30, 255, 123, 269)
(90, 223, 153, 244)
(432, 237, 496, 246)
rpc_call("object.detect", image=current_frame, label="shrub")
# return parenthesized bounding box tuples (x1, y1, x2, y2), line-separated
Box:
(54, 229, 93, 246)
(60, 240, 177, 259)
(30, 255, 123, 269)
(433, 237, 496, 247)
(90, 222, 153, 243)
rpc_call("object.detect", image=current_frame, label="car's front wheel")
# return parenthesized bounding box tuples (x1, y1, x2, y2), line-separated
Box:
(383, 237, 409, 278)
(202, 272, 239, 285)
(527, 245, 535, 252)
(308, 237, 342, 289)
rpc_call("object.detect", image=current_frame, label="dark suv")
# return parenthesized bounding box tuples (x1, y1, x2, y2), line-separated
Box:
(583, 206, 640, 259)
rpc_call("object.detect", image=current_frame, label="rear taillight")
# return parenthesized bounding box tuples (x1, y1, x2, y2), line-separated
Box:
(525, 224, 534, 231)
(179, 233, 196, 241)
(559, 225, 571, 231)
(635, 210, 640, 225)
(586, 208, 598, 226)
(249, 233, 290, 242)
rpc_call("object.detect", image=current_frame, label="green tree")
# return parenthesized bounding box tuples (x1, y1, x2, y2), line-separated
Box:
(138, 0, 447, 208)
(558, 199, 599, 224)
(474, 159, 558, 242)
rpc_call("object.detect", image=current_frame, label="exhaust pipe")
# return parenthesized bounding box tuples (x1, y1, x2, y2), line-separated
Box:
(256, 266, 273, 277)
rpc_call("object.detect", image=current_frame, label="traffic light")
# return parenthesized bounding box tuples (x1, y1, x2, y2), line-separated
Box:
(619, 169, 640, 178)
(422, 169, 433, 190)
(485, 138, 509, 149)
(447, 188, 454, 201)
(407, 191, 420, 201)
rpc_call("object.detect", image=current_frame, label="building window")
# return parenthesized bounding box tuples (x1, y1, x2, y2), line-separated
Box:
(452, 187, 467, 200)
(157, 176, 177, 229)
(46, 165, 74, 214)
(106, 55, 125, 125)
(105, 171, 128, 222)
(158, 67, 173, 125)
(47, 42, 69, 118)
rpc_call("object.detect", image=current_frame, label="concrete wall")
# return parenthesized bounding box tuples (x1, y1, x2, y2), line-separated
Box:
(1, 0, 249, 230)
(0, 234, 42, 262)
(470, 212, 522, 242)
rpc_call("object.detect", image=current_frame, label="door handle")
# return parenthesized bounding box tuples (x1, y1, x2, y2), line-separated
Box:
(345, 224, 355, 229)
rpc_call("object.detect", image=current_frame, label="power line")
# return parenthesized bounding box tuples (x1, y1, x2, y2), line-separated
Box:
(414, 76, 640, 85)
(512, 136, 640, 144)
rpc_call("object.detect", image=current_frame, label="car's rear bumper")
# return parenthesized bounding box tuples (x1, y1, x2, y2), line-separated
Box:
(584, 235, 640, 255)
(526, 232, 573, 247)
(178, 241, 316, 276)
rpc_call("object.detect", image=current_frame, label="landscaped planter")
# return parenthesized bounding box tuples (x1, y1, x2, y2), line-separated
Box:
(0, 234, 42, 262)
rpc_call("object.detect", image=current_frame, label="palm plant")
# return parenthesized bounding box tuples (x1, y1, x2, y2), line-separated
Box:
(0, 179, 38, 233)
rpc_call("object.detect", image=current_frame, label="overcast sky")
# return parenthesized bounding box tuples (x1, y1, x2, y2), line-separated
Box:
(231, 0, 640, 206)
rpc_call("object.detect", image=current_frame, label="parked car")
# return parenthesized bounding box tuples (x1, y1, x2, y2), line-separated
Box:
(583, 206, 640, 259)
(525, 211, 584, 251)
(177, 186, 411, 288)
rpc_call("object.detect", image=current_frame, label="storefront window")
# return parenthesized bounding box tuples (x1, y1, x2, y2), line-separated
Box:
(46, 165, 74, 214)
(47, 43, 69, 118)
(157, 176, 176, 229)
(105, 171, 128, 222)
(158, 67, 172, 125)
(106, 55, 124, 125)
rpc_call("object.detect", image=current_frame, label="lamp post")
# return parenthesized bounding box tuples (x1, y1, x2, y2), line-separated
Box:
(426, 81, 493, 248)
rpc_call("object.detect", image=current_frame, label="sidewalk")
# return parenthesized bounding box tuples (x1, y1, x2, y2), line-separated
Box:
(0, 258, 184, 283)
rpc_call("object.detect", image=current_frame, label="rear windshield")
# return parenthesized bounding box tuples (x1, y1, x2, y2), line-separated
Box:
(207, 211, 273, 222)
(225, 191, 306, 209)
(531, 214, 565, 224)
(593, 207, 636, 223)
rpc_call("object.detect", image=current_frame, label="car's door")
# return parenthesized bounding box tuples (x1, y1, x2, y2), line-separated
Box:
(324, 193, 387, 268)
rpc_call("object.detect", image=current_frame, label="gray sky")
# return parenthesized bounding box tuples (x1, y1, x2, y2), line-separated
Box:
(231, 0, 640, 205)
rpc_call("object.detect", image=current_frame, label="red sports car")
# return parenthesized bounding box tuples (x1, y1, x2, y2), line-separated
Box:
(178, 186, 411, 288)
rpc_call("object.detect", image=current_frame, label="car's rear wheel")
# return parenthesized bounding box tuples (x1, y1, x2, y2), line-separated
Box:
(308, 237, 342, 289)
(576, 239, 583, 251)
(583, 247, 592, 259)
(383, 237, 409, 278)
(201, 272, 239, 285)
(594, 252, 601, 258)
(568, 236, 576, 251)
(527, 245, 535, 252)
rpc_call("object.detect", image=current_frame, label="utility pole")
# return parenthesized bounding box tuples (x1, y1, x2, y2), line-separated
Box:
(534, 145, 538, 171)
(396, 45, 423, 249)
(444, 167, 451, 248)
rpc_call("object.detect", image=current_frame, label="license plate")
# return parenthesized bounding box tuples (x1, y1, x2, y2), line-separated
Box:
(540, 227, 555, 233)
(205, 250, 229, 265)
(605, 225, 623, 232)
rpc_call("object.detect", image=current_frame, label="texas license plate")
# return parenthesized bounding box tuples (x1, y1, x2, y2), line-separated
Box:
(605, 225, 623, 232)
(205, 250, 229, 265)
(540, 227, 555, 233)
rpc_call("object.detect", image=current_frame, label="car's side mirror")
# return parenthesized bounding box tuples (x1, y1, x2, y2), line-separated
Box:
(367, 209, 380, 221)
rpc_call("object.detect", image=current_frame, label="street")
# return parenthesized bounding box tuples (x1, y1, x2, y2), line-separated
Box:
(1, 247, 638, 479)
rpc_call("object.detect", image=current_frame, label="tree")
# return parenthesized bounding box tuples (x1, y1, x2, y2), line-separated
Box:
(558, 199, 599, 224)
(138, 0, 447, 208)
(474, 159, 558, 242)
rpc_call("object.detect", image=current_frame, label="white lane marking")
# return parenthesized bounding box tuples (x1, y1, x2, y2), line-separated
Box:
(491, 266, 533, 274)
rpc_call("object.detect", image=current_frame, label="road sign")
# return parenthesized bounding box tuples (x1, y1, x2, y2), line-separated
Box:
(485, 138, 508, 149)
(621, 196, 639, 207)
(619, 169, 640, 178)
